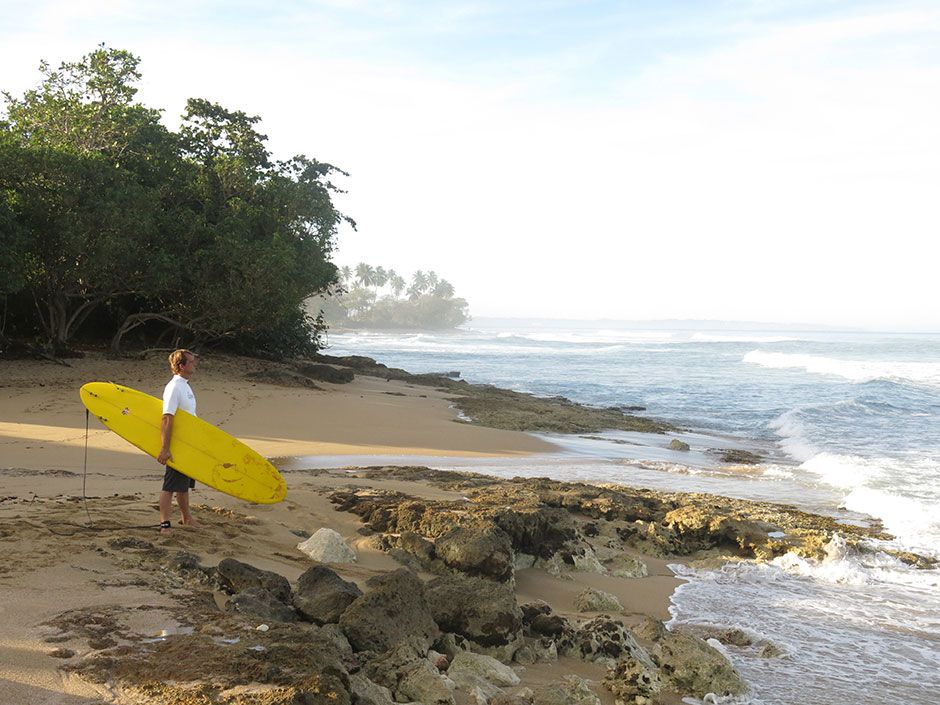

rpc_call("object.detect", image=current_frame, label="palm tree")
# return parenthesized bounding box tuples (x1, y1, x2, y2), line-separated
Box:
(340, 265, 352, 284)
(373, 266, 389, 288)
(409, 270, 429, 300)
(355, 262, 376, 288)
(390, 274, 406, 298)
(426, 271, 440, 291)
(434, 279, 455, 299)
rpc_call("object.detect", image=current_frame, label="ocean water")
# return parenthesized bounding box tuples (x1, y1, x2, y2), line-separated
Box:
(323, 319, 940, 705)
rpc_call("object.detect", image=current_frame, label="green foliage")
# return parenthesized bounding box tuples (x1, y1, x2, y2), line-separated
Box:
(1, 45, 350, 356)
(314, 263, 469, 329)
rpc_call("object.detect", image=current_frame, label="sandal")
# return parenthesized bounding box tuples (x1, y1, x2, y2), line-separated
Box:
(158, 520, 171, 532)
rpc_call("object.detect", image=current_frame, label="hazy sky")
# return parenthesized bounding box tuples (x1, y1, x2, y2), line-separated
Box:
(3, 1, 938, 329)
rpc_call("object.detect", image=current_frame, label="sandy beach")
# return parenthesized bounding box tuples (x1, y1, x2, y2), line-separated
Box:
(1, 353, 690, 705)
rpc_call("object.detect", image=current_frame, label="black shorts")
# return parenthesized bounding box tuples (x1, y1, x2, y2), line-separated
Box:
(162, 467, 196, 493)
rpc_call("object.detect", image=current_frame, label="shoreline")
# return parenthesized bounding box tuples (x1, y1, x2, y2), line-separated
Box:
(0, 351, 920, 705)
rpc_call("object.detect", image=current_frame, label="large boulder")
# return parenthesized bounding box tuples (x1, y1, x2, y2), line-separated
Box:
(634, 619, 747, 698)
(435, 524, 515, 582)
(215, 558, 292, 602)
(297, 528, 358, 564)
(339, 569, 439, 653)
(294, 565, 363, 624)
(365, 639, 456, 705)
(603, 657, 663, 705)
(349, 674, 396, 705)
(447, 650, 521, 688)
(573, 588, 623, 614)
(425, 574, 523, 648)
(560, 617, 652, 668)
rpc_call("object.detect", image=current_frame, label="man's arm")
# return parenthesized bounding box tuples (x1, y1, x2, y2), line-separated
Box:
(157, 413, 174, 465)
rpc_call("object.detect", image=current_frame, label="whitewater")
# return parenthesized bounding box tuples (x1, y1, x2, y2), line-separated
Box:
(323, 319, 940, 705)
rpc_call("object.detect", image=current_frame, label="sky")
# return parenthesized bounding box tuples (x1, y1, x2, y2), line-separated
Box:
(2, 0, 939, 329)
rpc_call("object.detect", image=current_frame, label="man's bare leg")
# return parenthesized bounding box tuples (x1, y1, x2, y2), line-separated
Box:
(159, 491, 173, 533)
(176, 491, 198, 526)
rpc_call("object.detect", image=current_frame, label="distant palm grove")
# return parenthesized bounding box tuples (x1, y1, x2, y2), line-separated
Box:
(313, 263, 469, 329)
(1, 46, 351, 359)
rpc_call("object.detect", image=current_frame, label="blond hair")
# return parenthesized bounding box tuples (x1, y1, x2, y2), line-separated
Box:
(168, 349, 195, 375)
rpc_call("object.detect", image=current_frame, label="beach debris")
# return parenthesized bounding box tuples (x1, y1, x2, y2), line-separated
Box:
(293, 564, 363, 624)
(255, 624, 269, 631)
(573, 588, 623, 614)
(297, 527, 358, 563)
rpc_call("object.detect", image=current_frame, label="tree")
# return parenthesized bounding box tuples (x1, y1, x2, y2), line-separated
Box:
(3, 46, 351, 356)
(390, 273, 406, 298)
(111, 105, 350, 355)
(408, 270, 428, 300)
(355, 262, 376, 288)
(2, 46, 177, 350)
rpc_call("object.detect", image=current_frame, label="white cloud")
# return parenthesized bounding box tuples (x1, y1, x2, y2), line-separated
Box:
(2, 1, 938, 328)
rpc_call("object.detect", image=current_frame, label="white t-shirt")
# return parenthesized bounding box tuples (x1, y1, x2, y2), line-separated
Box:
(162, 375, 197, 417)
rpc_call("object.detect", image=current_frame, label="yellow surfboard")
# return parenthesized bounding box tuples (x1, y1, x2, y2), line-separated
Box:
(80, 382, 286, 504)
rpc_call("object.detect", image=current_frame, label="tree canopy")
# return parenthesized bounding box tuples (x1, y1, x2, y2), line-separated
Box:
(1, 45, 352, 358)
(314, 263, 469, 329)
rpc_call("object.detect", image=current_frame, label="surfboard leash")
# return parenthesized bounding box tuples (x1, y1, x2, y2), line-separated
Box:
(35, 410, 167, 536)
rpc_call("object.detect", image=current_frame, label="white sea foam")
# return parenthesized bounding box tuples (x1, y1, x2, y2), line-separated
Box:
(669, 550, 940, 705)
(743, 350, 940, 388)
(768, 409, 818, 462)
(794, 452, 940, 554)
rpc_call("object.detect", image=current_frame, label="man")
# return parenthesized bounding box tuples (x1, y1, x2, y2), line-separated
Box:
(157, 348, 199, 533)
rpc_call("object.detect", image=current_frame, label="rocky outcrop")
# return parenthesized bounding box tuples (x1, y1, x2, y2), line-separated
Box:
(365, 639, 456, 705)
(425, 574, 523, 649)
(663, 505, 770, 555)
(633, 619, 747, 698)
(559, 617, 650, 667)
(226, 586, 298, 622)
(573, 588, 623, 614)
(215, 557, 292, 602)
(669, 439, 691, 451)
(340, 569, 440, 653)
(312, 353, 676, 434)
(294, 361, 355, 384)
(294, 564, 363, 624)
(521, 602, 568, 638)
(435, 524, 515, 582)
(532, 675, 602, 705)
(214, 557, 298, 622)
